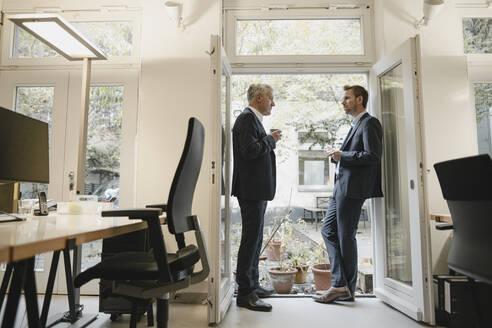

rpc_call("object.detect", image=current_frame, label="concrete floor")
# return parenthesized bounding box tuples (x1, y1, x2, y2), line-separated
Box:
(1, 295, 430, 328)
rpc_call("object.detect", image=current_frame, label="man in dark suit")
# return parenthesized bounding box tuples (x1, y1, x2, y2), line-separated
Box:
(232, 84, 281, 312)
(313, 85, 383, 303)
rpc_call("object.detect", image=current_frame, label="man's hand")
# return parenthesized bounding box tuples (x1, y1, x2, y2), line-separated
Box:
(330, 151, 341, 162)
(270, 130, 282, 142)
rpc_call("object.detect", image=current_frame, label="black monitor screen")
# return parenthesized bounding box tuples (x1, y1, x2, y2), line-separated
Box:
(0, 107, 49, 183)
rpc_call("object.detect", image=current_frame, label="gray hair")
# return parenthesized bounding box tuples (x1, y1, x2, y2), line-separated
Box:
(247, 84, 272, 103)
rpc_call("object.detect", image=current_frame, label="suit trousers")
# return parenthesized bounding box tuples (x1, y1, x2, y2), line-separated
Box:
(321, 185, 365, 294)
(236, 198, 267, 297)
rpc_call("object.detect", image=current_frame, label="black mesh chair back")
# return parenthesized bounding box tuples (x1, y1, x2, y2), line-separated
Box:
(434, 154, 492, 285)
(167, 118, 205, 235)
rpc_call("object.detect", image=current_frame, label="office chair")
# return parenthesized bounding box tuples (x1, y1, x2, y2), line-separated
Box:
(434, 154, 492, 327)
(74, 118, 210, 328)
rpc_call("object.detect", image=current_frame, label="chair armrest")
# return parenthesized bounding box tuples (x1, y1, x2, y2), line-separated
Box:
(102, 208, 162, 220)
(436, 223, 454, 230)
(146, 204, 168, 211)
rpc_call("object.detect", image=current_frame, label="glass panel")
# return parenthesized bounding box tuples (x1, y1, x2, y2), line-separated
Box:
(13, 26, 60, 58)
(82, 85, 123, 273)
(14, 86, 54, 199)
(85, 85, 123, 203)
(13, 21, 133, 58)
(220, 71, 227, 280)
(304, 160, 325, 185)
(71, 22, 133, 57)
(463, 18, 492, 54)
(13, 86, 55, 272)
(231, 74, 369, 293)
(474, 83, 492, 156)
(236, 19, 362, 56)
(379, 63, 412, 285)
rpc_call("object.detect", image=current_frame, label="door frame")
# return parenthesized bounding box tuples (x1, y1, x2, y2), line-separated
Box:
(371, 36, 433, 324)
(208, 34, 234, 325)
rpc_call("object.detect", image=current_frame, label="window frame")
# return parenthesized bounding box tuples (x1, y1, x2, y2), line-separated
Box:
(225, 8, 374, 65)
(1, 10, 141, 67)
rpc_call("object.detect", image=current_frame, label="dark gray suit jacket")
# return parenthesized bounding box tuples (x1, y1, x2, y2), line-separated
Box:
(335, 112, 383, 199)
(231, 108, 276, 201)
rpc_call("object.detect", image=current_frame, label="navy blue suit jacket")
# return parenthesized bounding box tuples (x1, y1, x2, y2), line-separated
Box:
(335, 112, 383, 199)
(231, 108, 277, 201)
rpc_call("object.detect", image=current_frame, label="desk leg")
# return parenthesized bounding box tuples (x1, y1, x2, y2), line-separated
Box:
(1, 257, 41, 328)
(45, 242, 97, 328)
(0, 263, 13, 311)
(1, 260, 26, 328)
(24, 257, 41, 328)
(41, 250, 61, 327)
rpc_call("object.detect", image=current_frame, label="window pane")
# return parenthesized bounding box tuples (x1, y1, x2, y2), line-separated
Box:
(463, 18, 492, 54)
(15, 86, 54, 199)
(304, 160, 325, 185)
(72, 22, 133, 57)
(474, 83, 492, 156)
(85, 85, 123, 204)
(13, 21, 133, 58)
(13, 26, 59, 58)
(236, 19, 362, 56)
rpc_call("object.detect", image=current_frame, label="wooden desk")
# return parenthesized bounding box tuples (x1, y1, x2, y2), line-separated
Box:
(0, 213, 158, 328)
(0, 214, 150, 262)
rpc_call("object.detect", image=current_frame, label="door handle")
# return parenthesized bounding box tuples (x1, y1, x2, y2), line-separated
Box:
(410, 179, 415, 190)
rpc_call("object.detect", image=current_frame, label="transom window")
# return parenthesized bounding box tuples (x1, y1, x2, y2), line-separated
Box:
(236, 19, 362, 56)
(463, 17, 492, 54)
(13, 21, 134, 58)
(225, 8, 373, 64)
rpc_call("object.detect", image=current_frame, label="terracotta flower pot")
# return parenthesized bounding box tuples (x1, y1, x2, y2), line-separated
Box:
(266, 240, 282, 261)
(294, 265, 309, 284)
(268, 267, 296, 294)
(312, 263, 332, 291)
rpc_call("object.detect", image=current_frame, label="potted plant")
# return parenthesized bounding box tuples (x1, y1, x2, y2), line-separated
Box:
(266, 216, 297, 294)
(310, 244, 332, 291)
(289, 238, 313, 284)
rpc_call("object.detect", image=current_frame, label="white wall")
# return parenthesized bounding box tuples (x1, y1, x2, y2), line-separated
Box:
(373, 0, 481, 274)
(136, 0, 220, 291)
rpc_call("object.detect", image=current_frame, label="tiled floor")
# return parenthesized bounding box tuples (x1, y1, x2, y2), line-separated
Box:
(1, 294, 430, 328)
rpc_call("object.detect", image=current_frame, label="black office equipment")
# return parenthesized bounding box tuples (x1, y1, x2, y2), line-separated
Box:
(34, 191, 49, 216)
(434, 154, 492, 328)
(0, 107, 49, 184)
(74, 118, 210, 328)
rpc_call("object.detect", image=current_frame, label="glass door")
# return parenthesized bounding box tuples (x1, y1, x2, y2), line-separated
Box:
(208, 34, 234, 325)
(56, 69, 139, 295)
(0, 70, 69, 292)
(372, 37, 433, 323)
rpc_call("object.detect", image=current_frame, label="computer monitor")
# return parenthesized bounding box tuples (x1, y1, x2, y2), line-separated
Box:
(0, 107, 49, 184)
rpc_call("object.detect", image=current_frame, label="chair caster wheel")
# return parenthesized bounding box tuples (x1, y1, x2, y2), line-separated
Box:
(110, 313, 119, 322)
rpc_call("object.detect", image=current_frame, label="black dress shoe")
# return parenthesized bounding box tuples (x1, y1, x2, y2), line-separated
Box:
(237, 293, 272, 312)
(254, 286, 275, 298)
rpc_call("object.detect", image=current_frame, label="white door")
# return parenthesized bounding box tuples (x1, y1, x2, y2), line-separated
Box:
(208, 35, 234, 325)
(57, 69, 139, 295)
(0, 70, 69, 292)
(372, 37, 433, 323)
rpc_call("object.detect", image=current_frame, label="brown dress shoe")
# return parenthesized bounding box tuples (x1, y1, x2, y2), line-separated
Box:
(312, 287, 351, 303)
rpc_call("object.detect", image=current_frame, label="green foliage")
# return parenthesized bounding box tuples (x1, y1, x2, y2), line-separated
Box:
(463, 18, 492, 54)
(86, 85, 124, 172)
(474, 83, 492, 123)
(237, 19, 362, 55)
(13, 21, 133, 58)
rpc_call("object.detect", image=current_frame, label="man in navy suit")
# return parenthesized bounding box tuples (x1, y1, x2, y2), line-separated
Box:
(313, 85, 383, 303)
(232, 84, 281, 312)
